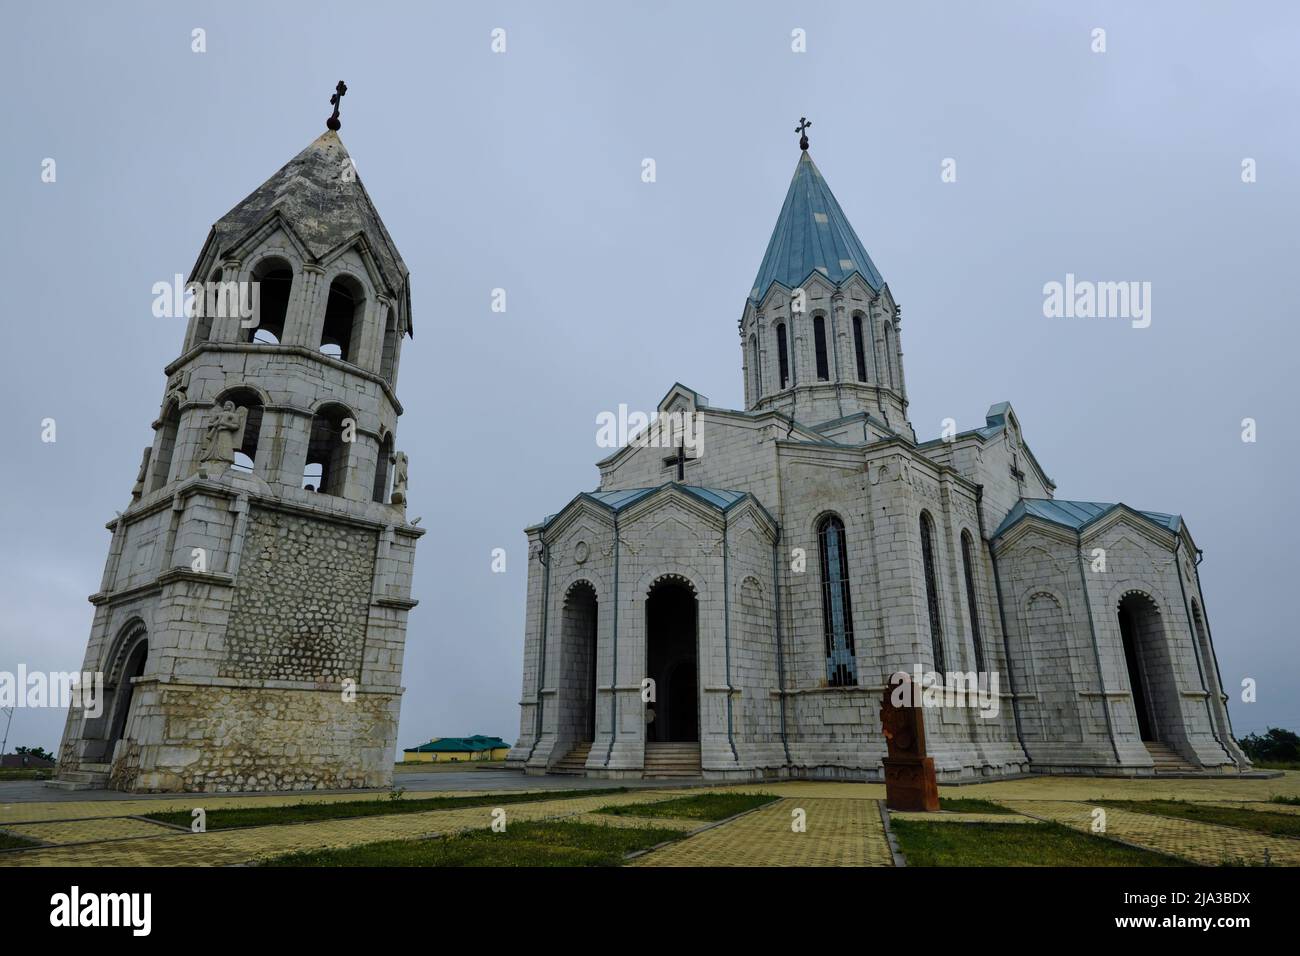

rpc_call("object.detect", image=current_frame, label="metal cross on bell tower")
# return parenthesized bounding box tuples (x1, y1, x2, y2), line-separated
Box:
(326, 80, 348, 131)
(796, 116, 812, 151)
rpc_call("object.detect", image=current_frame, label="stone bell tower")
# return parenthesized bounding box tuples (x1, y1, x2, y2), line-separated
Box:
(51, 85, 424, 793)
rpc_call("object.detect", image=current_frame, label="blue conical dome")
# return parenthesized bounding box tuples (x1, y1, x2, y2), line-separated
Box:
(750, 151, 884, 302)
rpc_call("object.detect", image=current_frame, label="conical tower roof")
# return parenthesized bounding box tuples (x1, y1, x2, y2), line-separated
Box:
(750, 151, 883, 302)
(208, 130, 408, 303)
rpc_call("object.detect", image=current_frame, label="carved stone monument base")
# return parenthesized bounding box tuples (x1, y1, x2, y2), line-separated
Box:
(882, 755, 940, 811)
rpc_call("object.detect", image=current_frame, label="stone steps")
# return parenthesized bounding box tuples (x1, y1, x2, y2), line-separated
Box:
(44, 763, 111, 791)
(1145, 742, 1199, 773)
(550, 742, 593, 775)
(644, 742, 701, 778)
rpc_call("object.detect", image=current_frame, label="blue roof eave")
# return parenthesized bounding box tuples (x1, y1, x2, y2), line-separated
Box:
(994, 499, 1183, 540)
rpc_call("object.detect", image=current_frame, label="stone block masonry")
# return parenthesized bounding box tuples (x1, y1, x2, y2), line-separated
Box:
(223, 507, 377, 684)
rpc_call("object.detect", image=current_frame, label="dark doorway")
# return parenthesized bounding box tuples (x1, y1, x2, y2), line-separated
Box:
(107, 640, 149, 749)
(561, 583, 598, 742)
(1118, 594, 1156, 741)
(646, 578, 699, 742)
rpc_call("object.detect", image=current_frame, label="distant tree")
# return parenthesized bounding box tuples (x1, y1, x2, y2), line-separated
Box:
(1238, 727, 1300, 763)
(14, 745, 55, 762)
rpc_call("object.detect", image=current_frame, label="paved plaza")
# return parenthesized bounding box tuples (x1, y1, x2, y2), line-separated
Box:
(2, 771, 1296, 868)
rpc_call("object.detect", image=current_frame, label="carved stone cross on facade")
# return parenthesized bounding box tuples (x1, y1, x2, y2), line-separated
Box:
(1010, 453, 1026, 495)
(663, 441, 689, 482)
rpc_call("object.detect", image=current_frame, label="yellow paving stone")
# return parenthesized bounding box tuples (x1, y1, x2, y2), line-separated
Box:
(1003, 800, 1300, 867)
(631, 797, 894, 867)
(4, 817, 178, 845)
(0, 788, 688, 868)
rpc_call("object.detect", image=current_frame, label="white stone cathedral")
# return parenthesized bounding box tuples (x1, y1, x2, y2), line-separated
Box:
(52, 97, 422, 792)
(508, 133, 1249, 782)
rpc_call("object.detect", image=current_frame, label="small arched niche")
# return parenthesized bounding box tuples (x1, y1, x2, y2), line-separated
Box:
(215, 386, 265, 474)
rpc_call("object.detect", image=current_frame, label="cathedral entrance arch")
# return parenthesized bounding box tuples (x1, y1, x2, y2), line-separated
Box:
(1117, 592, 1172, 742)
(645, 576, 699, 743)
(106, 634, 149, 755)
(559, 581, 598, 743)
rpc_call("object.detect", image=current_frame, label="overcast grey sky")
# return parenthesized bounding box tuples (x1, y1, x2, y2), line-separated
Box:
(1, 1, 1296, 755)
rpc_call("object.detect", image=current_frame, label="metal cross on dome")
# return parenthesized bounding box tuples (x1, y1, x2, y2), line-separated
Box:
(327, 80, 348, 131)
(796, 117, 811, 150)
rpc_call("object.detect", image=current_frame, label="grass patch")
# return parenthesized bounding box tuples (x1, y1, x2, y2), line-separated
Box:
(891, 820, 1186, 867)
(1269, 795, 1300, 806)
(0, 830, 42, 850)
(937, 797, 1013, 814)
(260, 820, 681, 867)
(1252, 760, 1300, 771)
(0, 769, 53, 781)
(594, 791, 778, 822)
(143, 788, 621, 831)
(1096, 799, 1300, 839)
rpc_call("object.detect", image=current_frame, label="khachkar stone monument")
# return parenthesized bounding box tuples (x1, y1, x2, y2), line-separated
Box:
(880, 673, 940, 811)
(51, 84, 424, 793)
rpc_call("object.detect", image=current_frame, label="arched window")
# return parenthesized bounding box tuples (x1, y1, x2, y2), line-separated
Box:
(776, 322, 790, 388)
(852, 313, 868, 382)
(749, 334, 762, 399)
(961, 531, 985, 672)
(379, 305, 399, 383)
(216, 387, 264, 475)
(248, 258, 293, 345)
(320, 275, 365, 364)
(920, 511, 945, 671)
(304, 404, 352, 496)
(817, 514, 858, 687)
(813, 314, 830, 381)
(372, 432, 393, 503)
(149, 401, 181, 492)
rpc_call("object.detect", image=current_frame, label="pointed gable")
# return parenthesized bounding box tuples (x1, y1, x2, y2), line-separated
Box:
(750, 151, 884, 302)
(206, 130, 410, 325)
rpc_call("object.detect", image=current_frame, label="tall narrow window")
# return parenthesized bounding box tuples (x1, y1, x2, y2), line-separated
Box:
(776, 323, 790, 388)
(813, 315, 830, 380)
(852, 314, 868, 382)
(920, 511, 945, 671)
(882, 322, 896, 389)
(192, 267, 222, 346)
(379, 306, 399, 382)
(248, 258, 293, 345)
(749, 334, 762, 399)
(320, 276, 365, 364)
(149, 402, 181, 492)
(961, 531, 985, 672)
(817, 514, 858, 687)
(372, 432, 393, 503)
(304, 404, 352, 496)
